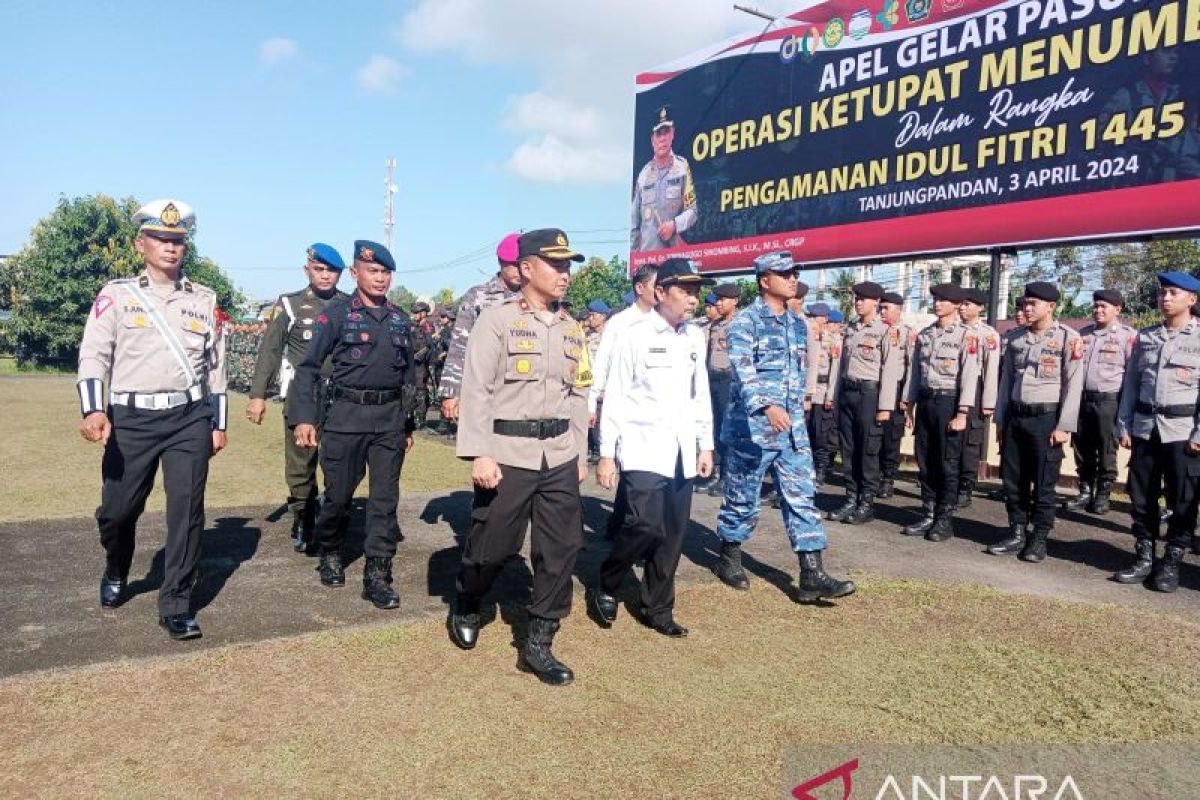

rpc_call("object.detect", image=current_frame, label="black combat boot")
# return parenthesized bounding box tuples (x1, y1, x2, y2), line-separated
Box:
(877, 477, 895, 499)
(362, 557, 400, 609)
(693, 465, 717, 494)
(956, 479, 975, 509)
(826, 493, 859, 522)
(448, 594, 481, 649)
(987, 524, 1026, 556)
(713, 540, 750, 590)
(519, 616, 574, 686)
(1192, 534, 1200, 556)
(844, 493, 876, 525)
(1019, 527, 1049, 563)
(814, 466, 828, 487)
(796, 551, 856, 603)
(902, 502, 936, 536)
(1149, 544, 1184, 593)
(925, 507, 954, 542)
(1063, 482, 1092, 512)
(317, 550, 345, 587)
(290, 509, 308, 553)
(1088, 481, 1112, 515)
(1114, 538, 1154, 584)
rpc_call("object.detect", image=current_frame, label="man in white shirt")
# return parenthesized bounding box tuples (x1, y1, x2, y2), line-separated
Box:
(589, 263, 659, 539)
(591, 258, 715, 637)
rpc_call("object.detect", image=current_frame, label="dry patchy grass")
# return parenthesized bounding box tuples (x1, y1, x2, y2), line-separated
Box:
(1, 377, 468, 523)
(2, 579, 1198, 799)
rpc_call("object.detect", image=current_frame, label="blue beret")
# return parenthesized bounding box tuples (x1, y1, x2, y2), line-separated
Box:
(621, 291, 636, 306)
(705, 292, 717, 306)
(307, 243, 345, 270)
(1158, 271, 1200, 292)
(353, 240, 395, 271)
(827, 309, 844, 323)
(806, 302, 831, 316)
(586, 300, 612, 315)
(753, 251, 796, 275)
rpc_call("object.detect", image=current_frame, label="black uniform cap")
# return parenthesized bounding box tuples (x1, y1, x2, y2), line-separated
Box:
(852, 281, 884, 300)
(1022, 281, 1060, 302)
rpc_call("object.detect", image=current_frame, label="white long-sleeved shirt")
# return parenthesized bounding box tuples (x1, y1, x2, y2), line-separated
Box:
(598, 310, 713, 479)
(588, 302, 652, 413)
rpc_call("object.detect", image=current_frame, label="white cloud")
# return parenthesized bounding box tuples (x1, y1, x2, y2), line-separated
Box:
(356, 55, 410, 94)
(258, 37, 299, 65)
(395, 0, 798, 184)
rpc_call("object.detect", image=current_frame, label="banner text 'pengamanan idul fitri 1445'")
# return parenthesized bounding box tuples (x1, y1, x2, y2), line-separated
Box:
(630, 0, 1200, 272)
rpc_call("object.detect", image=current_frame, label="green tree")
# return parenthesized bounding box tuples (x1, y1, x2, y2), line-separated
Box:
(566, 255, 628, 310)
(387, 284, 417, 310)
(831, 268, 856, 318)
(6, 194, 241, 365)
(432, 287, 456, 311)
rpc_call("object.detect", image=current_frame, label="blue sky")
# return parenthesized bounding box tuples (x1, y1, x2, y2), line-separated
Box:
(1, 1, 786, 303)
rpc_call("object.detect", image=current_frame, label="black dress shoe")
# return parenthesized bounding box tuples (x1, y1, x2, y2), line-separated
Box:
(649, 618, 688, 638)
(159, 614, 202, 641)
(100, 574, 125, 608)
(588, 587, 618, 625)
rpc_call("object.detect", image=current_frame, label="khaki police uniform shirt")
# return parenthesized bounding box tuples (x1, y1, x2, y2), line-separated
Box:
(456, 295, 589, 470)
(630, 153, 698, 252)
(839, 316, 904, 411)
(994, 321, 1084, 432)
(707, 315, 733, 373)
(887, 320, 917, 409)
(963, 320, 1001, 409)
(1116, 319, 1200, 444)
(903, 320, 980, 409)
(1079, 320, 1137, 394)
(807, 329, 842, 406)
(78, 274, 226, 397)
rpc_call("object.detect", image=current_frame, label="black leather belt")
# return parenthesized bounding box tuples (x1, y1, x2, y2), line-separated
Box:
(330, 385, 402, 405)
(816, 375, 829, 385)
(920, 389, 957, 399)
(1008, 401, 1057, 416)
(842, 378, 879, 391)
(1135, 402, 1195, 418)
(493, 418, 570, 439)
(1084, 391, 1119, 401)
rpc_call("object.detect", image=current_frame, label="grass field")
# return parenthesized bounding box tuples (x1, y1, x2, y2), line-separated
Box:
(2, 579, 1198, 798)
(1, 376, 468, 523)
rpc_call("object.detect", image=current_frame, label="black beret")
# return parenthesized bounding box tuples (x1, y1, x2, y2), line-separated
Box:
(962, 288, 987, 305)
(931, 283, 965, 302)
(1093, 288, 1123, 307)
(713, 283, 740, 299)
(353, 240, 395, 271)
(880, 291, 903, 305)
(852, 281, 884, 300)
(1022, 281, 1060, 302)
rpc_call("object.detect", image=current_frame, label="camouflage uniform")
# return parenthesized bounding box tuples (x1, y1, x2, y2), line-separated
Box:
(436, 275, 518, 401)
(716, 297, 826, 553)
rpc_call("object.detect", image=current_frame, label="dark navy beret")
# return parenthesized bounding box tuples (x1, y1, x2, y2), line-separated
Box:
(353, 240, 395, 271)
(806, 302, 831, 316)
(931, 283, 964, 302)
(880, 291, 903, 305)
(1092, 288, 1123, 306)
(713, 283, 741, 299)
(586, 300, 612, 315)
(962, 288, 987, 305)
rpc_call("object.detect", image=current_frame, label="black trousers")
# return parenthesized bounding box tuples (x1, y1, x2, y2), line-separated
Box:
(457, 457, 585, 620)
(914, 394, 963, 509)
(1128, 430, 1200, 546)
(600, 455, 693, 625)
(588, 400, 603, 456)
(315, 428, 406, 558)
(1072, 394, 1119, 487)
(97, 402, 213, 617)
(958, 397, 987, 489)
(837, 382, 883, 497)
(708, 369, 732, 468)
(807, 401, 838, 473)
(879, 408, 904, 480)
(283, 419, 319, 517)
(1001, 409, 1063, 531)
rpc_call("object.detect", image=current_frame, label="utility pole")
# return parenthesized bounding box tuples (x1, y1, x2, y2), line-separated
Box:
(733, 4, 778, 22)
(384, 158, 397, 253)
